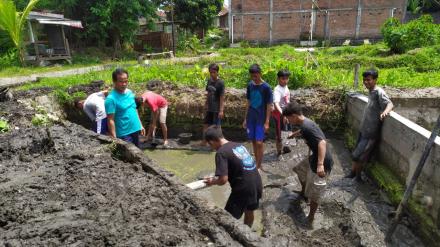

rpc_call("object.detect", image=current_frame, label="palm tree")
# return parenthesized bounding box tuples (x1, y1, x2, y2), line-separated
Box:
(0, 0, 40, 65)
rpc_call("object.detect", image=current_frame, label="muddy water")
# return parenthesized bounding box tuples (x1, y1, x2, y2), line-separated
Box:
(144, 149, 264, 234)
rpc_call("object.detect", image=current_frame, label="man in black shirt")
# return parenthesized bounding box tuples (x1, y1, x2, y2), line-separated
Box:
(200, 63, 225, 146)
(204, 127, 262, 227)
(283, 103, 333, 225)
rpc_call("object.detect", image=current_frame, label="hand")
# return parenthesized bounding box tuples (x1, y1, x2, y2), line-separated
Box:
(218, 111, 224, 119)
(140, 127, 146, 136)
(317, 164, 326, 178)
(203, 177, 215, 186)
(264, 122, 270, 133)
(380, 112, 389, 121)
(242, 119, 247, 129)
(283, 116, 288, 125)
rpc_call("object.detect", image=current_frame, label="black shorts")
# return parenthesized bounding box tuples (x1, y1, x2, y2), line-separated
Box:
(352, 134, 377, 163)
(225, 193, 260, 219)
(204, 111, 221, 126)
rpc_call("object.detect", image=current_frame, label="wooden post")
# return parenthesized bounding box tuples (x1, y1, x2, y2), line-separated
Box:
(354, 64, 360, 89)
(385, 115, 440, 242)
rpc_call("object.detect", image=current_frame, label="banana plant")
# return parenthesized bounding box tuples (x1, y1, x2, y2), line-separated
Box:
(0, 0, 40, 65)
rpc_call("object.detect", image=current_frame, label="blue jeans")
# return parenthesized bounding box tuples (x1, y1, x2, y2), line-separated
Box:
(120, 131, 140, 147)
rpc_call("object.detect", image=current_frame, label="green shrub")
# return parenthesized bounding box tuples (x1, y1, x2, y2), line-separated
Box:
(0, 49, 20, 69)
(381, 15, 440, 53)
(0, 119, 10, 133)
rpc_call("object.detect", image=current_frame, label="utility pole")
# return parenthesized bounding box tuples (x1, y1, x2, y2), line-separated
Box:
(170, 1, 176, 55)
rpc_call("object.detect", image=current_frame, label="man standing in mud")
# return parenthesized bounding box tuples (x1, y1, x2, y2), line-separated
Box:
(283, 103, 333, 225)
(346, 69, 393, 182)
(105, 68, 145, 147)
(243, 64, 273, 171)
(74, 89, 109, 135)
(204, 126, 262, 228)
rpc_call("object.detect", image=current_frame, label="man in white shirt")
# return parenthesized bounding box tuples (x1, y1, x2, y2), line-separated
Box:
(272, 70, 291, 156)
(74, 90, 109, 134)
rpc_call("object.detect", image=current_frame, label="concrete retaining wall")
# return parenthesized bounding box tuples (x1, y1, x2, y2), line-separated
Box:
(346, 93, 440, 225)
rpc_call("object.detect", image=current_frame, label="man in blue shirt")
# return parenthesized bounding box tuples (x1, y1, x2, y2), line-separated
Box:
(242, 64, 273, 170)
(105, 68, 144, 147)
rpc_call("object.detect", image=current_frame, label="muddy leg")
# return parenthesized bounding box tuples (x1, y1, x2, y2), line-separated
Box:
(308, 201, 318, 223)
(276, 140, 282, 156)
(355, 162, 364, 182)
(244, 210, 254, 227)
(345, 161, 357, 178)
(254, 141, 264, 170)
(200, 124, 208, 146)
(160, 123, 168, 145)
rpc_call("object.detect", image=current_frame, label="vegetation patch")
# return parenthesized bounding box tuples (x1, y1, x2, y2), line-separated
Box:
(0, 119, 10, 133)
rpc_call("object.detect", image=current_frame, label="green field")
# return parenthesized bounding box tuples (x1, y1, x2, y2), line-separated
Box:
(17, 43, 440, 91)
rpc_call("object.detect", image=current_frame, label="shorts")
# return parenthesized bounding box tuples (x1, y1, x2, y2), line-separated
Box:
(292, 159, 329, 203)
(352, 134, 377, 163)
(204, 111, 221, 126)
(246, 121, 265, 142)
(119, 131, 140, 147)
(92, 118, 108, 135)
(225, 193, 260, 219)
(152, 106, 167, 124)
(271, 110, 290, 142)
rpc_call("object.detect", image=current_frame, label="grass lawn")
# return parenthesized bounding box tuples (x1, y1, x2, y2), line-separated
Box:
(17, 43, 440, 91)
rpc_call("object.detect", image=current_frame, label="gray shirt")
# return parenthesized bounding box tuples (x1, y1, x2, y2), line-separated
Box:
(360, 87, 392, 138)
(83, 92, 107, 122)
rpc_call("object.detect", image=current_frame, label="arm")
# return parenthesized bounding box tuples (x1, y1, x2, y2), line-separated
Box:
(317, 140, 326, 178)
(242, 100, 249, 129)
(107, 114, 116, 138)
(204, 175, 228, 186)
(380, 102, 394, 121)
(146, 110, 159, 139)
(218, 95, 225, 119)
(288, 129, 301, 139)
(274, 102, 283, 114)
(137, 109, 145, 136)
(264, 103, 272, 132)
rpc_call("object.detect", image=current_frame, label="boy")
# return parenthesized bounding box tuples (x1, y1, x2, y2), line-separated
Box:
(243, 64, 273, 170)
(283, 103, 333, 225)
(105, 68, 145, 147)
(74, 89, 109, 135)
(136, 90, 169, 146)
(346, 69, 393, 182)
(272, 70, 291, 157)
(201, 63, 225, 146)
(204, 126, 262, 227)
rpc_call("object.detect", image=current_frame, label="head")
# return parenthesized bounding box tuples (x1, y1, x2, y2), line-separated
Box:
(249, 64, 262, 83)
(362, 69, 378, 91)
(112, 68, 129, 93)
(277, 70, 291, 87)
(204, 126, 225, 150)
(283, 103, 305, 125)
(208, 63, 219, 80)
(73, 97, 85, 109)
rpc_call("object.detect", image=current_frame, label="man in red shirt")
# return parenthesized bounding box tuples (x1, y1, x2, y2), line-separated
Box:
(136, 91, 169, 146)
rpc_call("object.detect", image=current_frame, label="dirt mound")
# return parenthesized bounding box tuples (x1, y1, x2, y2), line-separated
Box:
(0, 122, 264, 246)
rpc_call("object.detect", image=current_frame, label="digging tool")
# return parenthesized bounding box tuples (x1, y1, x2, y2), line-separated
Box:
(385, 115, 440, 242)
(186, 176, 217, 190)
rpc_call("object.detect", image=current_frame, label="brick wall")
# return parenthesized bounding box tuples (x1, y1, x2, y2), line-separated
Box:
(230, 0, 406, 43)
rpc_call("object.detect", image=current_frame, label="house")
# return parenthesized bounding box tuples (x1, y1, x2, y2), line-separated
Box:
(215, 7, 229, 30)
(26, 11, 83, 65)
(228, 0, 407, 44)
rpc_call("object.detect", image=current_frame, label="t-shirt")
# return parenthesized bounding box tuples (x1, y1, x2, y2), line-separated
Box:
(141, 91, 168, 112)
(246, 81, 273, 124)
(360, 87, 392, 139)
(215, 142, 262, 198)
(273, 84, 290, 112)
(206, 78, 225, 112)
(298, 118, 333, 173)
(105, 89, 142, 138)
(83, 91, 106, 122)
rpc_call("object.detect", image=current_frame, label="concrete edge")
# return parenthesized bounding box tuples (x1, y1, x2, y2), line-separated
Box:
(348, 93, 440, 145)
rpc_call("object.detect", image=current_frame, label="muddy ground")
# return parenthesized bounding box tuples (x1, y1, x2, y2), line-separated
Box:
(0, 99, 264, 246)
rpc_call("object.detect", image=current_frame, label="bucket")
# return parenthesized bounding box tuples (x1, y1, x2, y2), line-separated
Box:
(178, 133, 192, 144)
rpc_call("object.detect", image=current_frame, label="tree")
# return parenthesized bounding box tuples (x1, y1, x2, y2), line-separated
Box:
(0, 0, 39, 65)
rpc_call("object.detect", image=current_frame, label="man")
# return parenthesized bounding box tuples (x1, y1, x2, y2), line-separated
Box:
(272, 69, 291, 157)
(74, 90, 109, 134)
(136, 90, 169, 146)
(242, 64, 273, 170)
(105, 68, 145, 147)
(200, 63, 225, 146)
(283, 103, 333, 225)
(346, 69, 393, 182)
(204, 126, 262, 227)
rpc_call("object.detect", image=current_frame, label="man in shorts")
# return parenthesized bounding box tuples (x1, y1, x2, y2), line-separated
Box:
(346, 69, 393, 182)
(204, 126, 262, 227)
(283, 103, 333, 225)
